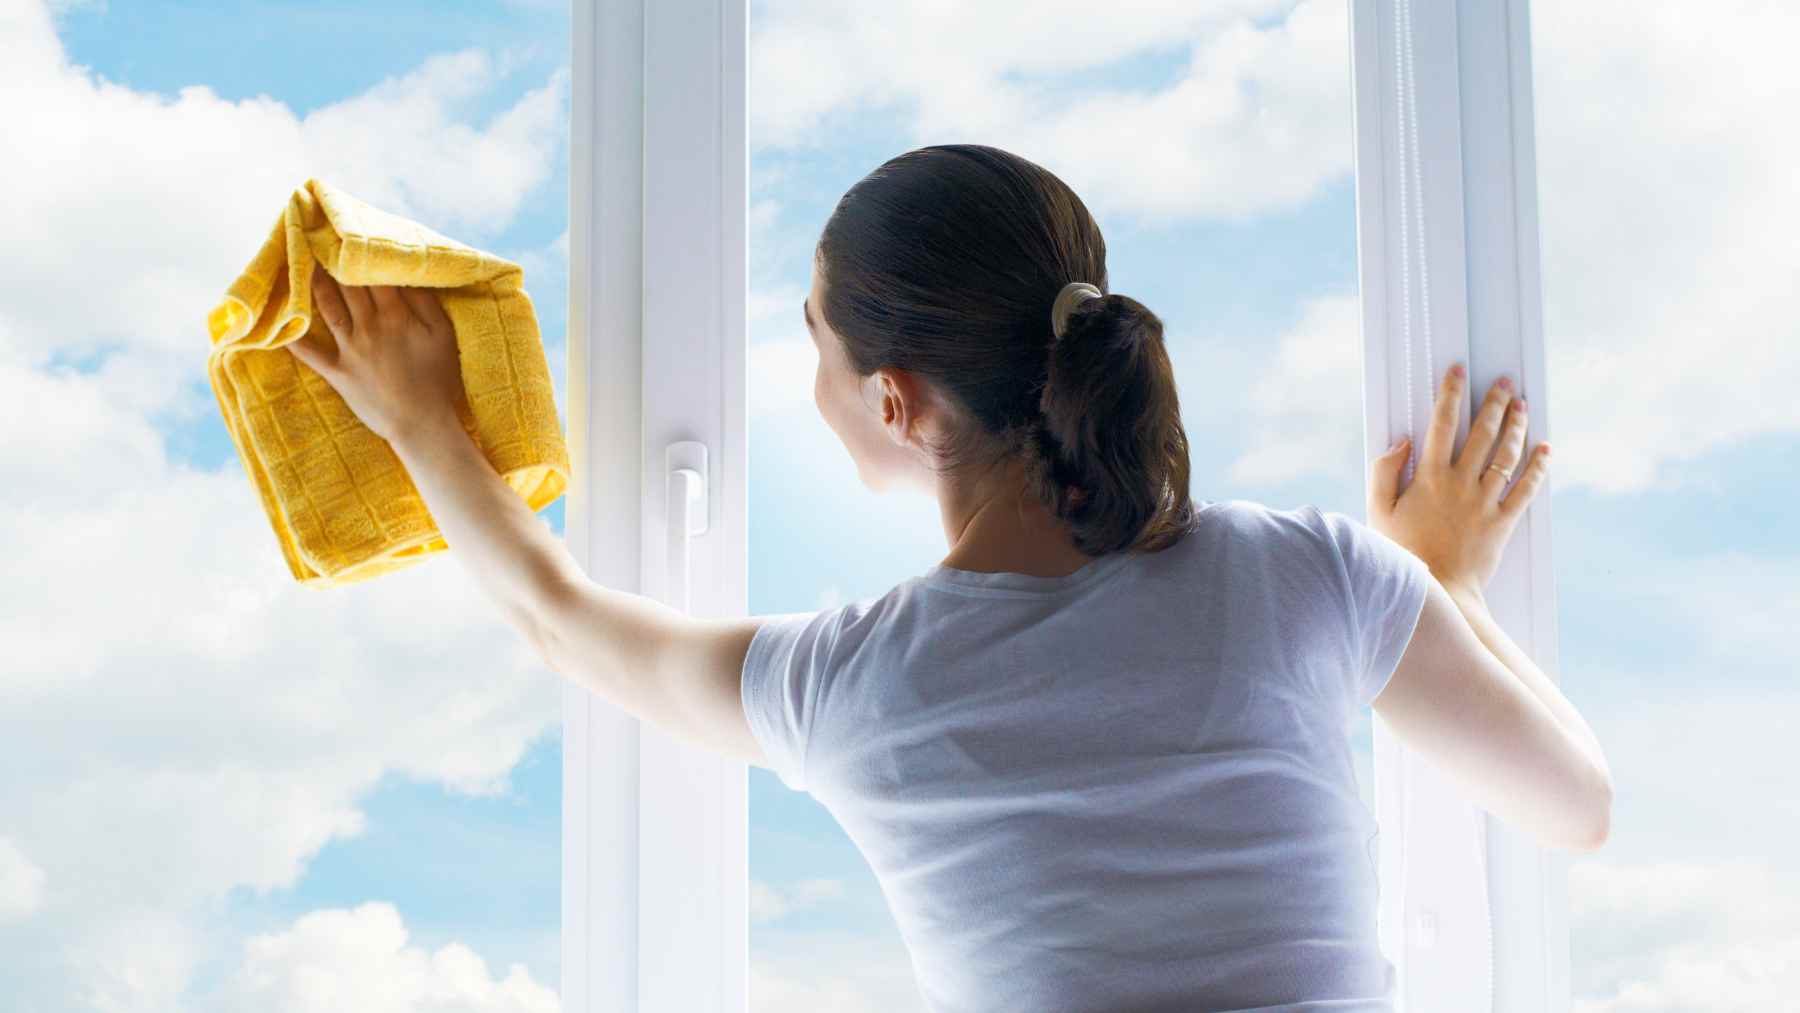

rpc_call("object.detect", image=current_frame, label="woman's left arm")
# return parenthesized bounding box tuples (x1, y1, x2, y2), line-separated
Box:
(392, 409, 771, 768)
(290, 266, 774, 769)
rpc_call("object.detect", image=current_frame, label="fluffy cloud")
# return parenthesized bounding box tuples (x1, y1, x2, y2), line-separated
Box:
(0, 0, 567, 1007)
(746, 337, 816, 422)
(0, 0, 565, 416)
(748, 877, 845, 923)
(0, 838, 48, 922)
(0, 295, 563, 1006)
(751, 0, 1342, 222)
(1525, 1, 1800, 495)
(218, 903, 558, 1013)
(1556, 633, 1800, 1010)
(1571, 858, 1800, 1011)
(749, 926, 925, 1013)
(301, 50, 567, 236)
(1230, 293, 1365, 487)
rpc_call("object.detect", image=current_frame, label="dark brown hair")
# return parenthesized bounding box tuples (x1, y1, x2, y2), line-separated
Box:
(814, 144, 1196, 556)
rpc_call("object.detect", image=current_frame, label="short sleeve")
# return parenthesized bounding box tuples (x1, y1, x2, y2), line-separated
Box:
(1311, 507, 1435, 707)
(740, 608, 837, 792)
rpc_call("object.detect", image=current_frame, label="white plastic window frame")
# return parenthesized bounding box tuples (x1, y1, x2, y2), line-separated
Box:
(1350, 1, 1567, 1010)
(562, 0, 749, 1009)
(560, 0, 1565, 1009)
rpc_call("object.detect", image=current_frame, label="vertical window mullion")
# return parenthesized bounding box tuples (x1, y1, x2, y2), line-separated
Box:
(1349, 1, 1568, 1010)
(568, 0, 750, 1011)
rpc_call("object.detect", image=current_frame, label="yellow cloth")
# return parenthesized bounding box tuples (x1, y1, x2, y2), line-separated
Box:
(206, 178, 569, 587)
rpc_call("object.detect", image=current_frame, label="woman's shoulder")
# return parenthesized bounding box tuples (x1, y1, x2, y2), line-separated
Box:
(1180, 498, 1350, 574)
(1187, 497, 1332, 538)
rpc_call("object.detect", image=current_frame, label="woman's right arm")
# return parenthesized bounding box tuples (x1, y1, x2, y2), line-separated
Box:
(1440, 580, 1610, 784)
(1365, 359, 1613, 852)
(1372, 576, 1612, 851)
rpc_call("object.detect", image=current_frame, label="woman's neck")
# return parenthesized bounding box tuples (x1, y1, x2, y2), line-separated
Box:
(934, 463, 1098, 577)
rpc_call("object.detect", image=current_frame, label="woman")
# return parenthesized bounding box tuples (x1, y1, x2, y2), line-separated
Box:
(290, 144, 1612, 1012)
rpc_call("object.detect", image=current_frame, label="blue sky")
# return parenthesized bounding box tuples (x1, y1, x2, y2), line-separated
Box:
(4, 0, 1796, 1009)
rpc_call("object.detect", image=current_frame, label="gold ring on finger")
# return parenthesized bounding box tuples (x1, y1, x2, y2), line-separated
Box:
(1486, 463, 1513, 481)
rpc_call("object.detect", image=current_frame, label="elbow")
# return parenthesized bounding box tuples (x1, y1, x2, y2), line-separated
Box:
(529, 575, 582, 677)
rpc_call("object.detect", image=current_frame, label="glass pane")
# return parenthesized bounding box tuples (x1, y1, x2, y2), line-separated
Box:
(4, 1, 571, 1006)
(746, 2, 1376, 1005)
(1529, 4, 1798, 1006)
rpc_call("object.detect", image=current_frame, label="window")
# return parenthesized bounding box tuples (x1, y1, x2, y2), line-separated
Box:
(25, 0, 1774, 1009)
(569, 0, 1575, 1009)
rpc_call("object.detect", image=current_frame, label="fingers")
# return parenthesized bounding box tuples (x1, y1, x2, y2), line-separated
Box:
(1458, 375, 1518, 481)
(398, 286, 455, 338)
(287, 327, 339, 377)
(1368, 435, 1410, 515)
(332, 269, 374, 332)
(1499, 440, 1552, 518)
(1478, 395, 1529, 496)
(311, 262, 354, 342)
(368, 284, 407, 321)
(1422, 362, 1464, 474)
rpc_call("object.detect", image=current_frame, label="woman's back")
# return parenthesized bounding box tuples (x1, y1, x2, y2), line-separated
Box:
(741, 498, 1434, 1012)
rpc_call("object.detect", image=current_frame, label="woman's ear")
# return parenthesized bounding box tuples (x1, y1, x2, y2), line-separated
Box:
(867, 367, 924, 450)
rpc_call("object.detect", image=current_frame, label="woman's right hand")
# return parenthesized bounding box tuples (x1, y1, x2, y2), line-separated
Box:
(1367, 362, 1552, 597)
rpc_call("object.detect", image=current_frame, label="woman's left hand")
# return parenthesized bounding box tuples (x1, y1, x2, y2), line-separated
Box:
(288, 261, 468, 445)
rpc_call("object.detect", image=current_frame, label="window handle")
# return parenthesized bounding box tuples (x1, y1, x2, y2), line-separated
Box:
(665, 440, 709, 614)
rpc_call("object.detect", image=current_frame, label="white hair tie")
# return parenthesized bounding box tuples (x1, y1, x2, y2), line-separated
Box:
(1051, 281, 1104, 341)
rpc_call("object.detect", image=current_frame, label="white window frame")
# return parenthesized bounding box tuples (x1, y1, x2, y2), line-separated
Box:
(563, 0, 749, 1009)
(561, 0, 1565, 1009)
(1350, 1, 1567, 1010)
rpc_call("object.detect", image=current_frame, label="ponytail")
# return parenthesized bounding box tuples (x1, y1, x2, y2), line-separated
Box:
(1024, 290, 1195, 555)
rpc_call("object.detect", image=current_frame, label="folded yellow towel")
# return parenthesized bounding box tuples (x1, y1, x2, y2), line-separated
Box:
(206, 178, 570, 587)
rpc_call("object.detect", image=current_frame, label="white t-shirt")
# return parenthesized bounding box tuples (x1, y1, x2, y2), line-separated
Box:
(740, 498, 1434, 1012)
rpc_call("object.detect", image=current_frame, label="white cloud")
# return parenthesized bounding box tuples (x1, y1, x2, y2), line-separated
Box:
(62, 906, 203, 1013)
(748, 282, 807, 328)
(507, 229, 573, 305)
(1559, 667, 1800, 1006)
(0, 391, 563, 1002)
(749, 964, 903, 1013)
(1525, 0, 1800, 495)
(219, 903, 559, 1013)
(304, 51, 568, 235)
(0, 838, 47, 922)
(0, 0, 566, 420)
(1667, 553, 1800, 668)
(748, 877, 845, 923)
(751, 0, 1344, 225)
(0, 2, 568, 1007)
(749, 926, 926, 1013)
(749, 197, 782, 239)
(747, 336, 818, 421)
(1570, 858, 1800, 1011)
(1229, 292, 1364, 487)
